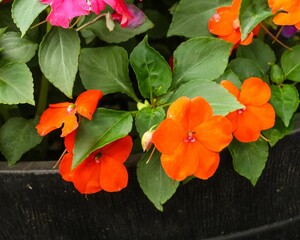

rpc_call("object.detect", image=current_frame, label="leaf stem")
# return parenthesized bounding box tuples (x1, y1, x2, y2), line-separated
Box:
(36, 73, 49, 117)
(76, 14, 106, 32)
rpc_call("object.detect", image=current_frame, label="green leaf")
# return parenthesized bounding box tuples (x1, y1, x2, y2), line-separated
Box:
(239, 0, 272, 41)
(169, 80, 243, 116)
(137, 150, 179, 211)
(229, 138, 269, 186)
(80, 14, 154, 43)
(0, 117, 42, 166)
(228, 57, 266, 81)
(270, 84, 299, 127)
(167, 0, 231, 38)
(215, 69, 242, 88)
(263, 116, 295, 147)
(0, 31, 38, 63)
(172, 37, 232, 87)
(79, 46, 138, 101)
(237, 38, 276, 73)
(72, 108, 133, 168)
(39, 28, 80, 98)
(0, 62, 34, 105)
(0, 27, 7, 37)
(281, 46, 300, 82)
(130, 36, 172, 99)
(12, 0, 47, 37)
(135, 107, 165, 138)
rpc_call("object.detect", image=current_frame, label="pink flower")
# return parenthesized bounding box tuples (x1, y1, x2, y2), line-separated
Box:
(112, 3, 145, 28)
(41, 0, 90, 28)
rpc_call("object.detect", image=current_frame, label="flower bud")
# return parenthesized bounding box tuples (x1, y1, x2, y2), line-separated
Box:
(141, 130, 154, 152)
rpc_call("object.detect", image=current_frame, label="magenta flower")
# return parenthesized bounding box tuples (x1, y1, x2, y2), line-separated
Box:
(112, 3, 145, 28)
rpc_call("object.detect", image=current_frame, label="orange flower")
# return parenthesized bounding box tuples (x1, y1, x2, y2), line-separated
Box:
(268, 0, 300, 29)
(59, 134, 133, 194)
(208, 0, 254, 47)
(221, 77, 275, 142)
(36, 90, 103, 137)
(151, 96, 233, 181)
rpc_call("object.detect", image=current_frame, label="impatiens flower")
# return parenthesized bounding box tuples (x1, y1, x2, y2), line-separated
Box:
(36, 90, 103, 137)
(268, 0, 300, 29)
(112, 3, 144, 28)
(208, 0, 254, 47)
(41, 0, 90, 28)
(221, 77, 275, 143)
(151, 96, 233, 181)
(59, 134, 133, 194)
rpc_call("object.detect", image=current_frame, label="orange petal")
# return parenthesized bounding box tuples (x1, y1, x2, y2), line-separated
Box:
(220, 80, 240, 98)
(219, 29, 241, 45)
(225, 110, 239, 131)
(152, 119, 186, 155)
(64, 130, 76, 153)
(75, 90, 103, 120)
(60, 114, 78, 137)
(72, 157, 102, 194)
(101, 135, 133, 163)
(233, 109, 262, 142)
(193, 144, 220, 180)
(194, 116, 233, 152)
(231, 0, 242, 14)
(240, 32, 253, 45)
(208, 10, 235, 36)
(99, 156, 128, 192)
(167, 96, 190, 128)
(59, 153, 74, 182)
(161, 142, 199, 181)
(36, 107, 70, 136)
(239, 77, 271, 106)
(246, 104, 275, 130)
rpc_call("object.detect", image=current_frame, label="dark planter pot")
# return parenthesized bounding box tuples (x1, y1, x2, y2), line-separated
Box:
(0, 130, 300, 240)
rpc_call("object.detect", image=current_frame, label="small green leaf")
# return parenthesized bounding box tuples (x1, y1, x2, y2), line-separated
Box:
(215, 69, 242, 88)
(169, 80, 243, 116)
(12, 0, 47, 37)
(239, 0, 272, 41)
(281, 46, 300, 82)
(79, 46, 138, 101)
(135, 107, 165, 138)
(270, 84, 299, 127)
(228, 57, 266, 81)
(0, 31, 38, 63)
(167, 0, 231, 38)
(0, 117, 42, 166)
(0, 62, 34, 105)
(80, 14, 154, 43)
(172, 37, 232, 87)
(72, 108, 133, 168)
(39, 28, 80, 98)
(263, 116, 295, 147)
(237, 38, 276, 73)
(130, 36, 172, 99)
(229, 138, 269, 186)
(137, 150, 179, 211)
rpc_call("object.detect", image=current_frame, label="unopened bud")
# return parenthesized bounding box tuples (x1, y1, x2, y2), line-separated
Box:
(141, 130, 154, 152)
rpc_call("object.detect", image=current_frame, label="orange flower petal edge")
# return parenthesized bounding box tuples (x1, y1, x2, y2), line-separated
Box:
(152, 96, 233, 181)
(221, 77, 275, 142)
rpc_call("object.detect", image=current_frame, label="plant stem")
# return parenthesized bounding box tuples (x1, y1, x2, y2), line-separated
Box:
(36, 74, 49, 117)
(76, 14, 106, 32)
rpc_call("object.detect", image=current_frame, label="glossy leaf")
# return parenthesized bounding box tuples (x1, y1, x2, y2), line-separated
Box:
(228, 58, 266, 81)
(167, 0, 231, 38)
(0, 117, 42, 166)
(79, 14, 154, 43)
(169, 80, 243, 116)
(172, 37, 232, 88)
(229, 138, 269, 186)
(72, 108, 133, 168)
(12, 0, 47, 37)
(39, 28, 80, 98)
(270, 84, 299, 127)
(79, 46, 138, 101)
(0, 31, 38, 63)
(0, 62, 34, 105)
(237, 38, 276, 73)
(239, 0, 272, 41)
(135, 107, 165, 138)
(281, 46, 300, 82)
(130, 36, 172, 99)
(215, 70, 242, 88)
(137, 150, 179, 211)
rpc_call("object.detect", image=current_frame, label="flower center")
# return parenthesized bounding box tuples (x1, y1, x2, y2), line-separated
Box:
(184, 131, 196, 143)
(93, 152, 102, 163)
(67, 103, 76, 113)
(237, 106, 246, 114)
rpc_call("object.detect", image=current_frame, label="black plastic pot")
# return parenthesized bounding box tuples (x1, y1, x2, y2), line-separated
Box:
(0, 129, 300, 240)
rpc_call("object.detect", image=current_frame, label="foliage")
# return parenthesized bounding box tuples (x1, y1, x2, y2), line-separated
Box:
(0, 0, 299, 211)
